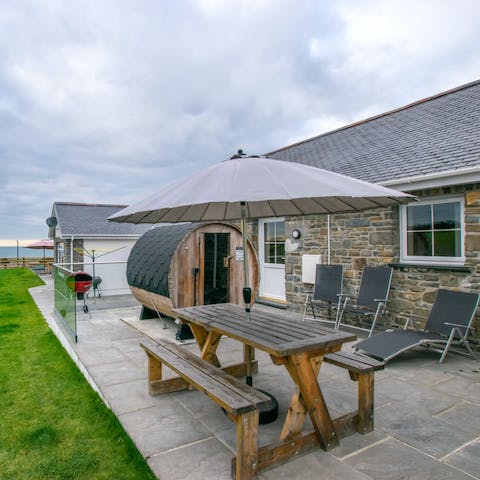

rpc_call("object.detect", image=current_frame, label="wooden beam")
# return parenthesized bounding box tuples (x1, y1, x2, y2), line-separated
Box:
(149, 377, 190, 395)
(201, 330, 222, 367)
(223, 361, 258, 378)
(250, 432, 320, 475)
(288, 352, 338, 450)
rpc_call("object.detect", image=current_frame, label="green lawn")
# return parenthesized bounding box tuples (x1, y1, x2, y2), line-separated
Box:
(0, 269, 157, 480)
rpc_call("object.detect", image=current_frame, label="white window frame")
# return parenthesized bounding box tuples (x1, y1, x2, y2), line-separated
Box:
(400, 196, 465, 266)
(259, 217, 286, 267)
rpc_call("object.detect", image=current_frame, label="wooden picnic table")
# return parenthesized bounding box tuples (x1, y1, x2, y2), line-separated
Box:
(173, 303, 358, 476)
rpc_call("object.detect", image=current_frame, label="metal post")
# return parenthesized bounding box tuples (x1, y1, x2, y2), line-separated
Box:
(327, 214, 331, 265)
(241, 202, 249, 289)
(240, 201, 253, 385)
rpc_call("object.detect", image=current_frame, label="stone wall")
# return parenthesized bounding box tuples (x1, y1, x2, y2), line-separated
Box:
(283, 184, 480, 340)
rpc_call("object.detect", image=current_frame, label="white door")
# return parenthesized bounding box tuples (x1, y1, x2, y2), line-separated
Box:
(258, 218, 286, 301)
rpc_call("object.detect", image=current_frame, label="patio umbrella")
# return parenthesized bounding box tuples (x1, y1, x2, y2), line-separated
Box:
(26, 239, 54, 267)
(109, 150, 413, 385)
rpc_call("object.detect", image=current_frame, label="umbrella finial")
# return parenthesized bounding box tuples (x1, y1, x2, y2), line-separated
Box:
(230, 149, 246, 159)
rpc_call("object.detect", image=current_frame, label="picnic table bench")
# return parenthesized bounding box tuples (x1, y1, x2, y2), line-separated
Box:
(324, 351, 384, 434)
(140, 338, 270, 480)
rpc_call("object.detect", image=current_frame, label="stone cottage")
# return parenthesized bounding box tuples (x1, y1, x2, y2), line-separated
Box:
(255, 79, 480, 339)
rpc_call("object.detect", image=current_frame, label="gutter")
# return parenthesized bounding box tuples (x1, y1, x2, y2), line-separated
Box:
(379, 165, 480, 192)
(59, 234, 143, 239)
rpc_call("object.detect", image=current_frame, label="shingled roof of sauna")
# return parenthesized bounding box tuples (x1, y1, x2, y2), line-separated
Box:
(267, 79, 480, 185)
(52, 202, 153, 236)
(127, 223, 196, 296)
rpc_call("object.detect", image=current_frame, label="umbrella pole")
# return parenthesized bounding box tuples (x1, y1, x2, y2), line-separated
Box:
(241, 203, 253, 386)
(240, 205, 278, 421)
(241, 218, 251, 303)
(240, 202, 252, 313)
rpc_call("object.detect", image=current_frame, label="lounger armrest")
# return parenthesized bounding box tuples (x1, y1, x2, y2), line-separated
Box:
(373, 298, 388, 311)
(444, 322, 473, 331)
(337, 293, 350, 305)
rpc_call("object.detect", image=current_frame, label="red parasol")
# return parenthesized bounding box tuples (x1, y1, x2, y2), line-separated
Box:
(26, 239, 54, 266)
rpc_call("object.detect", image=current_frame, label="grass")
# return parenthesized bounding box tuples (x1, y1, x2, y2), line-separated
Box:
(0, 269, 157, 480)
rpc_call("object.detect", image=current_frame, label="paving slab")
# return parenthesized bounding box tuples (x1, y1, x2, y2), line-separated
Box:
(330, 430, 389, 459)
(88, 358, 145, 386)
(260, 449, 372, 480)
(444, 437, 480, 479)
(435, 401, 480, 433)
(375, 377, 459, 414)
(102, 378, 168, 415)
(74, 342, 132, 367)
(375, 402, 478, 458)
(431, 375, 480, 404)
(344, 437, 474, 480)
(147, 437, 233, 480)
(119, 403, 212, 458)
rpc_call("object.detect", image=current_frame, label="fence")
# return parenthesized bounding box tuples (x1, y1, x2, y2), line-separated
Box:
(1, 257, 54, 272)
(53, 265, 78, 342)
(52, 260, 131, 342)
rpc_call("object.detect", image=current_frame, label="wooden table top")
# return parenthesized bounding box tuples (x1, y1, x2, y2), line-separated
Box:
(173, 303, 356, 357)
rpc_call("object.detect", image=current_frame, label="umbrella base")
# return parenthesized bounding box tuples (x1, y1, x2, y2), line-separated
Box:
(222, 387, 278, 424)
(257, 389, 279, 424)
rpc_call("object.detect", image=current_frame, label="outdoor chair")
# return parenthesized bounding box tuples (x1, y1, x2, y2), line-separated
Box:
(336, 266, 393, 336)
(303, 264, 343, 326)
(353, 289, 479, 363)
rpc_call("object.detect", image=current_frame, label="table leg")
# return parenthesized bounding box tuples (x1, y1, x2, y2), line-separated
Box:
(188, 324, 221, 367)
(287, 353, 338, 450)
(280, 356, 321, 440)
(187, 323, 258, 377)
(244, 345, 254, 386)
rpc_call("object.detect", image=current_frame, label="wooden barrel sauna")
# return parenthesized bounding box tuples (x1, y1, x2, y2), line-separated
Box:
(127, 222, 260, 319)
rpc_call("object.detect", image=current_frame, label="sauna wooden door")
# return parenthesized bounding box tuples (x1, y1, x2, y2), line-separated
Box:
(203, 233, 230, 305)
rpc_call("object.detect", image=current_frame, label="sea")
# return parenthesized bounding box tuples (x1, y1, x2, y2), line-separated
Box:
(0, 246, 48, 259)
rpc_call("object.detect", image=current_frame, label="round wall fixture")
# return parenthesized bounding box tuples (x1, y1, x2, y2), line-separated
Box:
(292, 229, 301, 239)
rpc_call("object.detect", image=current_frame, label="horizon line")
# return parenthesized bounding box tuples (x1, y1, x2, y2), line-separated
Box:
(0, 239, 47, 247)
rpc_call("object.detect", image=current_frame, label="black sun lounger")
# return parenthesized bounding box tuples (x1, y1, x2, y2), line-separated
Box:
(303, 264, 343, 326)
(353, 289, 479, 363)
(336, 266, 393, 337)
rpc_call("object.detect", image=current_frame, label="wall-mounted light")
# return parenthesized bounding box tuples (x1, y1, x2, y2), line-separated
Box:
(292, 229, 301, 239)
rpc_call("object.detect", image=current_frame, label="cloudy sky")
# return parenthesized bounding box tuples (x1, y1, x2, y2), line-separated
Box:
(1, 0, 479, 242)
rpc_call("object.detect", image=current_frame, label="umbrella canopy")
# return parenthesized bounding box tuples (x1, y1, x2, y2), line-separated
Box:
(26, 239, 54, 249)
(109, 152, 413, 297)
(26, 238, 54, 267)
(109, 154, 413, 224)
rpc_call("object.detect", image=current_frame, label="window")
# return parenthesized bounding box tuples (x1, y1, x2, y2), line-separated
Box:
(263, 220, 285, 265)
(400, 198, 464, 265)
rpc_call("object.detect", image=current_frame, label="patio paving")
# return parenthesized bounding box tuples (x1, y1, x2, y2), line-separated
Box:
(30, 276, 480, 480)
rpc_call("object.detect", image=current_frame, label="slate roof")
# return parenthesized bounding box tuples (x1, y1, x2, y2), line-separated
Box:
(126, 223, 196, 296)
(268, 80, 480, 184)
(53, 202, 153, 236)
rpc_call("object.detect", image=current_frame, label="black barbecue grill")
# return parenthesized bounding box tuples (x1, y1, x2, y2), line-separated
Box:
(67, 271, 93, 313)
